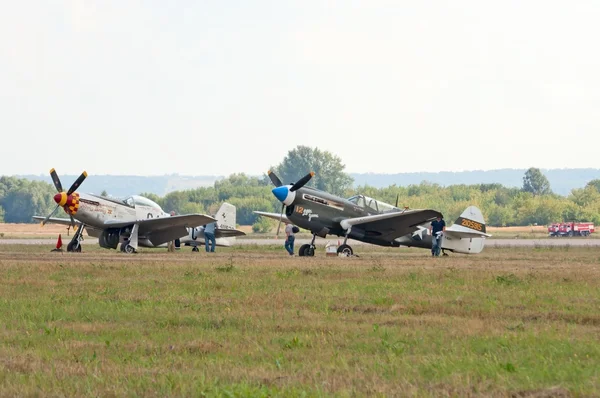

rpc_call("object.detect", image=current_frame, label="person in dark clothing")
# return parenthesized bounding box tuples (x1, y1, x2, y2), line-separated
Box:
(429, 215, 446, 257)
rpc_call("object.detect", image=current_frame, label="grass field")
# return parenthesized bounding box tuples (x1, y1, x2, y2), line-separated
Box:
(1, 245, 599, 396)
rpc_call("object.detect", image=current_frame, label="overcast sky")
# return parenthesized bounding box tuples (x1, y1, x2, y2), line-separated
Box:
(1, 1, 599, 177)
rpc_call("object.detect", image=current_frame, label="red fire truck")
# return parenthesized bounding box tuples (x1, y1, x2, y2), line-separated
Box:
(548, 222, 595, 237)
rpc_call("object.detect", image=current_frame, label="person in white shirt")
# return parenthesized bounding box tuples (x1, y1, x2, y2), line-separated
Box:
(284, 223, 295, 256)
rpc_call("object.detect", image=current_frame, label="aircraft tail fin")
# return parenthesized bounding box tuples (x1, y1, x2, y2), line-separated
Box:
(215, 202, 236, 230)
(442, 206, 490, 254)
(445, 206, 492, 239)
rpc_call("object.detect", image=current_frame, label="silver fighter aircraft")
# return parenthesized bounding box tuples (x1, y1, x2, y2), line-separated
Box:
(33, 169, 217, 253)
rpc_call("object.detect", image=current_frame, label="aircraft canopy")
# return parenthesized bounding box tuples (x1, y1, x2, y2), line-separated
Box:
(122, 195, 163, 210)
(347, 195, 396, 214)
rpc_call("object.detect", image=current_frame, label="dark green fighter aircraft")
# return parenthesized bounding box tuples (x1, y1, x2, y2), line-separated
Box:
(255, 171, 491, 257)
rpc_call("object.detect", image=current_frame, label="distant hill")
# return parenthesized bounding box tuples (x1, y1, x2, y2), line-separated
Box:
(350, 168, 600, 196)
(18, 174, 224, 197)
(15, 168, 600, 197)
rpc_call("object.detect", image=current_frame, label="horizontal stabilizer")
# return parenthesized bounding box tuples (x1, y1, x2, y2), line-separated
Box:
(215, 228, 246, 238)
(444, 229, 492, 239)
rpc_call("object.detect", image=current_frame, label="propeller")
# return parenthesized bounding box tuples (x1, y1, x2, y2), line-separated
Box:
(290, 171, 315, 192)
(267, 171, 285, 237)
(50, 168, 63, 192)
(275, 203, 285, 237)
(67, 171, 88, 195)
(41, 204, 61, 226)
(41, 169, 87, 226)
(268, 170, 283, 187)
(395, 193, 399, 208)
(267, 170, 314, 238)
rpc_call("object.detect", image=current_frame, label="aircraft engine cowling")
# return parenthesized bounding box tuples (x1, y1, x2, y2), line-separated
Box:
(99, 228, 120, 249)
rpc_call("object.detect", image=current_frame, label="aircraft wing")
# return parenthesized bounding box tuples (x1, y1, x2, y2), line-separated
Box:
(104, 214, 216, 246)
(103, 214, 215, 230)
(33, 216, 78, 227)
(215, 228, 246, 238)
(253, 211, 289, 224)
(32, 216, 101, 231)
(341, 209, 442, 242)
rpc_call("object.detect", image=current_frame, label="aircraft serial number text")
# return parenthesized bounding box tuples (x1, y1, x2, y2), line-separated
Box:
(461, 218, 483, 231)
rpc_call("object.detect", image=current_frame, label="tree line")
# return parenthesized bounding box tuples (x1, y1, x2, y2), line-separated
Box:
(1, 147, 599, 228)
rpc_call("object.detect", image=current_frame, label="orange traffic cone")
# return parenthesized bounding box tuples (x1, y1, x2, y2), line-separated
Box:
(52, 234, 63, 252)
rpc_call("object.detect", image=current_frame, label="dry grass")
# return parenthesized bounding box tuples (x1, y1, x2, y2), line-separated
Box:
(0, 222, 84, 239)
(487, 226, 548, 233)
(0, 245, 599, 396)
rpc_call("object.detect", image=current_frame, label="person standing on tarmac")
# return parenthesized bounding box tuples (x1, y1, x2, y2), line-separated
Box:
(284, 222, 297, 256)
(204, 219, 217, 252)
(429, 215, 446, 257)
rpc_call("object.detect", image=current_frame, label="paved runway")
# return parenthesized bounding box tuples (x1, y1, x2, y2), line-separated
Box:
(1, 238, 600, 247)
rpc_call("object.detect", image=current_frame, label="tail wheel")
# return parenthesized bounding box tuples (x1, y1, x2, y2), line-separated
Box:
(123, 245, 135, 254)
(337, 244, 353, 256)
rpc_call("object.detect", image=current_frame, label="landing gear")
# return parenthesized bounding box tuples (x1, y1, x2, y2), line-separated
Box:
(120, 224, 139, 254)
(67, 224, 85, 252)
(67, 240, 81, 252)
(120, 242, 136, 253)
(192, 246, 200, 252)
(298, 244, 315, 256)
(337, 227, 354, 257)
(298, 234, 317, 256)
(337, 244, 353, 256)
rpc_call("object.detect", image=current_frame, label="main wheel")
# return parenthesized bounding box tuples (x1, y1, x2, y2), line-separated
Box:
(298, 244, 311, 257)
(305, 245, 315, 256)
(337, 244, 353, 256)
(123, 244, 136, 254)
(67, 240, 81, 252)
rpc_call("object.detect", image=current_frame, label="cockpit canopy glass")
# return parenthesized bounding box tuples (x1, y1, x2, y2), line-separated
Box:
(132, 195, 162, 209)
(120, 195, 163, 210)
(347, 195, 396, 213)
